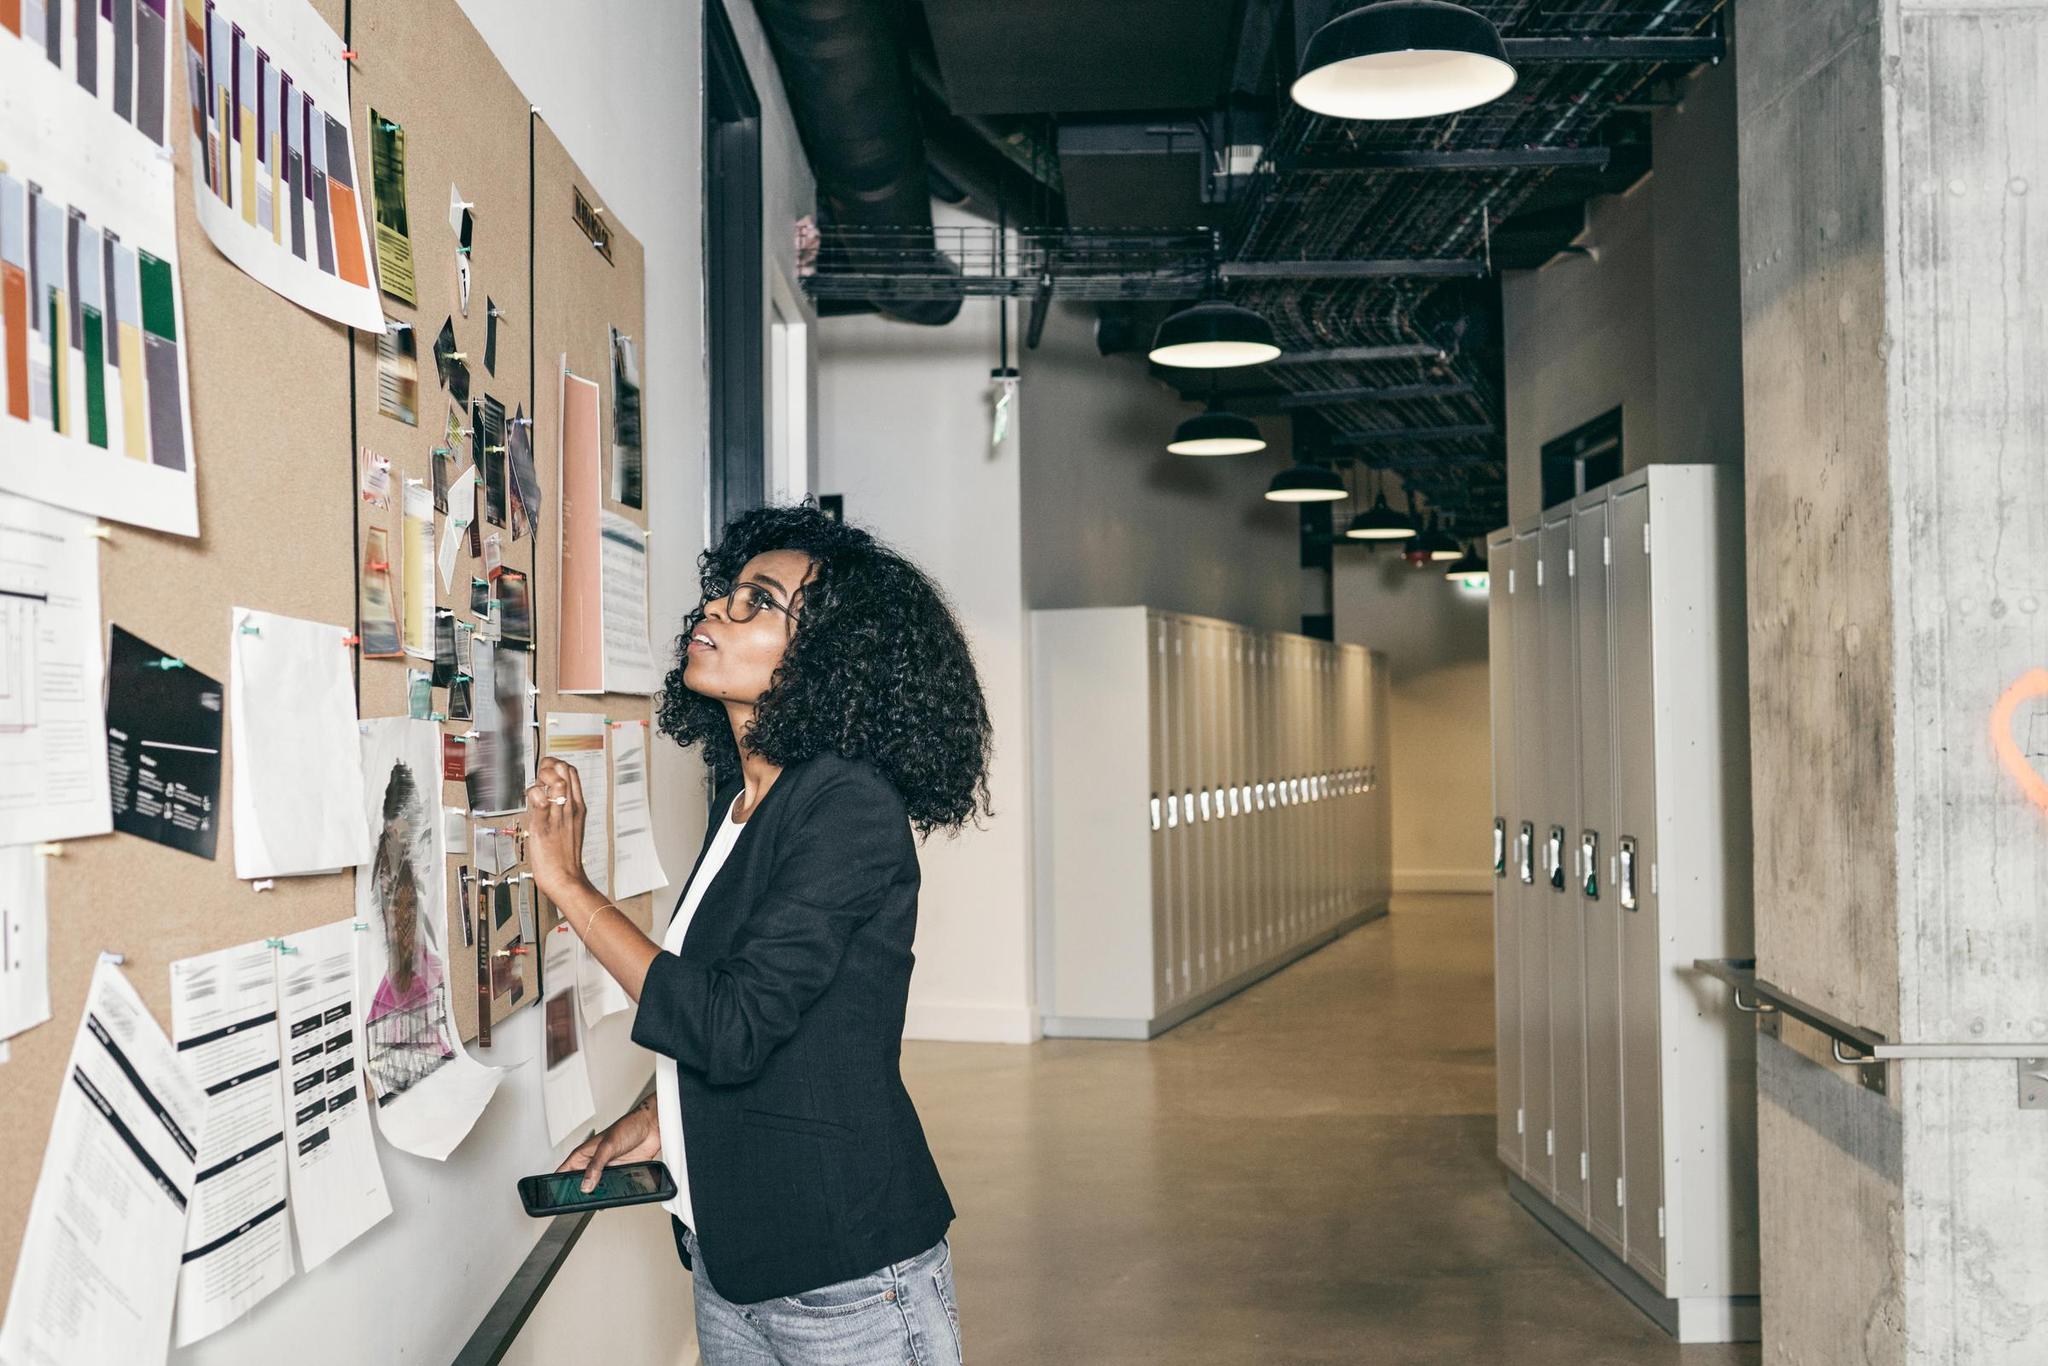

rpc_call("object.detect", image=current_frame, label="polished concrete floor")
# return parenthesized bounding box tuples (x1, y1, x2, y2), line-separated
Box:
(901, 893, 1761, 1365)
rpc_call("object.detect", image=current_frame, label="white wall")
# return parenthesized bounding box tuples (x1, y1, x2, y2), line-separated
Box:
(1503, 55, 1744, 522)
(1020, 302, 1301, 634)
(1333, 545, 1492, 893)
(815, 204, 1038, 1045)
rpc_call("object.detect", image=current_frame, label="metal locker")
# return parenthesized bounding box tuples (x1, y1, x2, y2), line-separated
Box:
(1540, 513, 1587, 1225)
(1609, 484, 1666, 1288)
(1192, 623, 1214, 991)
(1150, 616, 1174, 1010)
(1226, 629, 1245, 977)
(1169, 617, 1192, 1003)
(1489, 530, 1524, 1174)
(1573, 499, 1627, 1258)
(1510, 526, 1553, 1198)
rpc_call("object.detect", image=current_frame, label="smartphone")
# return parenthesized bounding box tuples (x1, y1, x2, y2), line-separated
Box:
(518, 1160, 677, 1217)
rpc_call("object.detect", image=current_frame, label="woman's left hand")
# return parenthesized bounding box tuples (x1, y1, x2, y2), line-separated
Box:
(525, 756, 591, 904)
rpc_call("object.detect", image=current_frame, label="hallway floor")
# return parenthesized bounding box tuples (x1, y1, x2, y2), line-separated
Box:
(900, 892, 1760, 1365)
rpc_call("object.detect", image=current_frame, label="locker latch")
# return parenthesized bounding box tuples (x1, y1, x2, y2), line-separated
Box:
(1581, 831, 1599, 899)
(1546, 826, 1566, 891)
(1518, 823, 1535, 884)
(1618, 836, 1639, 911)
(1493, 819, 1507, 877)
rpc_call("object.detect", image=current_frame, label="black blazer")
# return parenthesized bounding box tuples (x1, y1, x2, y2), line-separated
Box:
(631, 752, 956, 1304)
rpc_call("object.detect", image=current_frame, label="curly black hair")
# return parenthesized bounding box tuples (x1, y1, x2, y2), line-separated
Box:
(657, 502, 994, 839)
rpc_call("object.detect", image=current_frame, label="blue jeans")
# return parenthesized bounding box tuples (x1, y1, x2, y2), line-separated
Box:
(683, 1226, 964, 1365)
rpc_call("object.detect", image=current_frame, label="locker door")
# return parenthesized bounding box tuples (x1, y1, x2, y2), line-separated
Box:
(1575, 504, 1626, 1256)
(1489, 535, 1522, 1173)
(1179, 618, 1196, 1003)
(1192, 623, 1213, 992)
(1511, 528, 1553, 1198)
(1541, 515, 1587, 1224)
(1226, 630, 1245, 977)
(1150, 616, 1174, 1011)
(1610, 486, 1666, 1287)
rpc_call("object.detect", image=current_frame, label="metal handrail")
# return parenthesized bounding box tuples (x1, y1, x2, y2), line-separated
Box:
(1695, 957, 2048, 1065)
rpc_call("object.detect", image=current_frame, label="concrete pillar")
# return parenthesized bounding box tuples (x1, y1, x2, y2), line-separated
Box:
(1739, 1, 2048, 1361)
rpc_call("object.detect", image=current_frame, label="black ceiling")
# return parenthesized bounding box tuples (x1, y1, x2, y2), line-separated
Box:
(837, 0, 1734, 531)
(920, 0, 1242, 115)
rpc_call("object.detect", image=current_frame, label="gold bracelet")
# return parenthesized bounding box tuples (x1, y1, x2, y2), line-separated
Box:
(580, 899, 619, 938)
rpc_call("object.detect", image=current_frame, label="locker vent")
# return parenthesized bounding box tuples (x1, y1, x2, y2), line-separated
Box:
(1643, 523, 1651, 555)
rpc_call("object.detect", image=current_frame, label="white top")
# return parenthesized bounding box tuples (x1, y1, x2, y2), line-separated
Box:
(654, 793, 746, 1228)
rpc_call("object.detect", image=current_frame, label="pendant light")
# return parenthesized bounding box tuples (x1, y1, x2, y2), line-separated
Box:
(1444, 541, 1489, 585)
(1265, 461, 1348, 503)
(1344, 474, 1417, 539)
(1291, 1, 1517, 122)
(1149, 300, 1283, 369)
(1418, 514, 1463, 561)
(1169, 408, 1267, 456)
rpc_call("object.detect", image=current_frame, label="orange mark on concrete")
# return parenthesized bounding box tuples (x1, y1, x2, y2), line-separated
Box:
(1990, 668, 2048, 813)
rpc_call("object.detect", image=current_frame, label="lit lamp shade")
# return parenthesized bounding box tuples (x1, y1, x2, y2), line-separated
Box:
(1265, 462, 1348, 503)
(1421, 522, 1463, 561)
(1291, 1, 1517, 122)
(1169, 410, 1267, 456)
(1343, 491, 1417, 539)
(1445, 543, 1489, 584)
(1148, 301, 1283, 369)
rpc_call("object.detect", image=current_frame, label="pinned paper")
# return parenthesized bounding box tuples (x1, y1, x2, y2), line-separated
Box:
(445, 807, 470, 855)
(438, 466, 478, 592)
(230, 609, 371, 878)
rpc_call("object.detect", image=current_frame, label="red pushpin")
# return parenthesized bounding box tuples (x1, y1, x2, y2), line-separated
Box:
(340, 634, 361, 647)
(340, 49, 359, 61)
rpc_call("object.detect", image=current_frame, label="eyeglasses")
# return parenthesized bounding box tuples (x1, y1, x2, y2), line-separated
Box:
(701, 578, 797, 625)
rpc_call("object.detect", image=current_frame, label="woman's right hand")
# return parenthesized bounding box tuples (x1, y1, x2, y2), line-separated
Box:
(556, 1096, 662, 1192)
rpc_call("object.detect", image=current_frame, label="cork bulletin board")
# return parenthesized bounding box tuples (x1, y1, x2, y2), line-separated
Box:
(0, 0, 654, 1307)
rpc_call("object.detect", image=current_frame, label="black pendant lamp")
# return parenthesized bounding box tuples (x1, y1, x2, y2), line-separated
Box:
(1149, 300, 1283, 369)
(1344, 490, 1417, 540)
(1418, 515, 1463, 561)
(1292, 1, 1517, 122)
(1444, 542, 1489, 585)
(1169, 408, 1267, 456)
(1265, 461, 1348, 503)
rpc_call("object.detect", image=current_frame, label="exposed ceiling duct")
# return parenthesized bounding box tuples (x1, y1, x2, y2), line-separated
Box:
(751, 0, 961, 325)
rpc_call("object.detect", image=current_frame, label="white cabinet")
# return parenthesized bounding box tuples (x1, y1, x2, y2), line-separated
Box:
(1032, 607, 1392, 1039)
(1488, 466, 1758, 1342)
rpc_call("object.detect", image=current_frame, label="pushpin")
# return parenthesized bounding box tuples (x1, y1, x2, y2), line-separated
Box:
(99, 950, 126, 966)
(510, 417, 533, 427)
(388, 319, 412, 331)
(367, 560, 389, 572)
(592, 239, 607, 250)
(33, 843, 63, 857)
(149, 656, 187, 670)
(252, 879, 275, 892)
(340, 49, 359, 61)
(432, 445, 451, 456)
(240, 623, 262, 635)
(447, 352, 468, 362)
(485, 445, 506, 455)
(488, 304, 505, 319)
(352, 921, 370, 932)
(264, 938, 298, 953)
(87, 524, 112, 540)
(341, 634, 362, 647)
(379, 119, 399, 132)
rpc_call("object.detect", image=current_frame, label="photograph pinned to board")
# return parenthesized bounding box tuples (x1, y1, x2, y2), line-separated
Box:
(375, 317, 418, 425)
(432, 607, 458, 687)
(543, 712, 610, 896)
(456, 865, 476, 949)
(359, 448, 394, 510)
(494, 567, 532, 651)
(401, 478, 435, 660)
(229, 607, 370, 879)
(168, 937, 293, 1347)
(0, 493, 113, 845)
(541, 927, 596, 1145)
(105, 624, 223, 860)
(508, 402, 540, 539)
(488, 881, 522, 1006)
(442, 732, 469, 782)
(610, 325, 643, 508)
(448, 674, 473, 723)
(0, 959, 204, 1366)
(179, 0, 384, 330)
(448, 183, 473, 316)
(467, 637, 533, 816)
(407, 668, 433, 719)
(601, 511, 662, 695)
(359, 524, 402, 658)
(273, 919, 392, 1270)
(4, 0, 175, 147)
(367, 107, 415, 306)
(557, 361, 602, 692)
(484, 296, 499, 375)
(0, 846, 50, 1048)
(355, 718, 502, 1160)
(477, 393, 508, 527)
(433, 316, 469, 407)
(0, 42, 200, 535)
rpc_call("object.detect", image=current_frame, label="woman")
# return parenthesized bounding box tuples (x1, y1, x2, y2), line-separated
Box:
(525, 502, 991, 1366)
